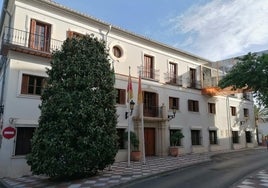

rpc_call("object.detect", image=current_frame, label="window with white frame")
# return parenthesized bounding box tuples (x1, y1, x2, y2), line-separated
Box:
(232, 131, 239, 143)
(15, 127, 36, 155)
(188, 100, 199, 112)
(115, 88, 126, 105)
(245, 131, 252, 143)
(208, 103, 216, 114)
(117, 128, 126, 149)
(21, 74, 46, 95)
(169, 97, 179, 110)
(191, 130, 201, 145)
(209, 130, 218, 144)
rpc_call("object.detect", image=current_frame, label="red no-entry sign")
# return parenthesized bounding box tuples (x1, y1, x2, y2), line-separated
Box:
(2, 126, 16, 139)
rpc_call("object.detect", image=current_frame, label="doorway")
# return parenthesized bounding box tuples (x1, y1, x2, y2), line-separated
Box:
(144, 128, 155, 156)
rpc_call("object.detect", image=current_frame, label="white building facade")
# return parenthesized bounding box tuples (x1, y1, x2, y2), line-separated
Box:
(0, 0, 256, 178)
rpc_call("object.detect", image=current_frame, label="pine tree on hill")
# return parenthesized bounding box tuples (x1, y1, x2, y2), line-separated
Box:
(27, 34, 118, 179)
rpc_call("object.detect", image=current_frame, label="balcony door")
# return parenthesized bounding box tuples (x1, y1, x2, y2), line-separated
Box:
(143, 91, 158, 117)
(29, 19, 51, 52)
(169, 62, 177, 84)
(144, 55, 154, 79)
(189, 68, 196, 88)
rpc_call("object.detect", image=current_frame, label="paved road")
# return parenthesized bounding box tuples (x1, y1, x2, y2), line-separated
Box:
(118, 149, 268, 188)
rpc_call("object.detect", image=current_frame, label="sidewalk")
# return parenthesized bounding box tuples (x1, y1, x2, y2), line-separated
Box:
(0, 148, 265, 188)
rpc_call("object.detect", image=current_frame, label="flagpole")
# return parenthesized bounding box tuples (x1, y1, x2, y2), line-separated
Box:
(138, 71, 146, 164)
(127, 66, 131, 167)
(141, 102, 146, 164)
(127, 102, 131, 167)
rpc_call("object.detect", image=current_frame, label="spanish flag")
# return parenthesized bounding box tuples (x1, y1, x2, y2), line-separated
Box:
(127, 73, 133, 102)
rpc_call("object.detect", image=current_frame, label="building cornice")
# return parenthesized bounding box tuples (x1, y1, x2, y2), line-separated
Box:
(34, 0, 214, 64)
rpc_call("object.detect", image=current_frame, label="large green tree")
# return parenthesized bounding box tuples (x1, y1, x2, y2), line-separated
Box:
(218, 53, 268, 107)
(27, 35, 118, 178)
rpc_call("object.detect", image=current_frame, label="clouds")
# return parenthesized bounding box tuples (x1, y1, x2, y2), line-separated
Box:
(169, 0, 268, 61)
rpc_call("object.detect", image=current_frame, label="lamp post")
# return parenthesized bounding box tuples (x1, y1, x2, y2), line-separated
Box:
(127, 100, 135, 167)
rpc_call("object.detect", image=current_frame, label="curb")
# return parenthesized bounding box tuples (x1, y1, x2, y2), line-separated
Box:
(0, 178, 11, 188)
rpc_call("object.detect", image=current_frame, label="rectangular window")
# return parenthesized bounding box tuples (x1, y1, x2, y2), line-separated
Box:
(169, 62, 177, 84)
(117, 128, 126, 149)
(170, 129, 182, 146)
(188, 100, 199, 112)
(15, 127, 36, 155)
(191, 130, 201, 145)
(231, 106, 236, 116)
(244, 108, 249, 117)
(209, 130, 218, 144)
(115, 89, 126, 105)
(208, 103, 216, 114)
(29, 19, 51, 52)
(21, 74, 46, 95)
(144, 55, 154, 79)
(245, 131, 252, 143)
(169, 97, 179, 110)
(232, 131, 239, 143)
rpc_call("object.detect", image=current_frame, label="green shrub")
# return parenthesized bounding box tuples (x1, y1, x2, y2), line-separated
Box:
(27, 35, 118, 179)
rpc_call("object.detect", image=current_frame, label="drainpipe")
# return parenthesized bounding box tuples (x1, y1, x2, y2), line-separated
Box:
(226, 95, 233, 150)
(104, 25, 115, 80)
(0, 6, 12, 118)
(105, 25, 112, 47)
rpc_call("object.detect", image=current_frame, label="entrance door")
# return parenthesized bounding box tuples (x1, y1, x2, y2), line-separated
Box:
(144, 128, 155, 156)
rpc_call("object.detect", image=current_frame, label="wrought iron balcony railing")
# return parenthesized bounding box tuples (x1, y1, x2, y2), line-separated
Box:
(143, 106, 162, 118)
(1, 27, 63, 56)
(138, 66, 160, 81)
(164, 73, 182, 85)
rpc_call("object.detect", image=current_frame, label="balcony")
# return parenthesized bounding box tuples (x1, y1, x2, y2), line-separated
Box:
(203, 77, 219, 88)
(187, 79, 201, 89)
(164, 73, 182, 86)
(1, 27, 63, 58)
(138, 66, 160, 81)
(144, 106, 162, 118)
(134, 105, 166, 123)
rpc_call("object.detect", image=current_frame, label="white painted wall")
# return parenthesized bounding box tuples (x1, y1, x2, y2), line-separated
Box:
(0, 0, 256, 178)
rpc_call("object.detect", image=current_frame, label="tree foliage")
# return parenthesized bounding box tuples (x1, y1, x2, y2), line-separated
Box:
(27, 35, 118, 179)
(218, 53, 268, 107)
(254, 105, 268, 123)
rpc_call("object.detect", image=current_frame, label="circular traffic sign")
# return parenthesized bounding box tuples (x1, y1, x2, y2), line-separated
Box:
(2, 126, 16, 139)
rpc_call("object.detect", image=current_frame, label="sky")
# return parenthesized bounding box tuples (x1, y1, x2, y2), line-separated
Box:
(1, 0, 268, 61)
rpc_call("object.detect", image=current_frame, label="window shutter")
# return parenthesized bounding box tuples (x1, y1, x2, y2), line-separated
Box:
(44, 24, 51, 52)
(21, 74, 29, 94)
(29, 19, 36, 48)
(188, 100, 192, 111)
(67, 30, 74, 38)
(120, 89, 126, 104)
(169, 98, 172, 109)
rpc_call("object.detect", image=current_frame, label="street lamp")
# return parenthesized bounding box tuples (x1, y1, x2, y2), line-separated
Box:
(125, 100, 135, 119)
(168, 107, 176, 121)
